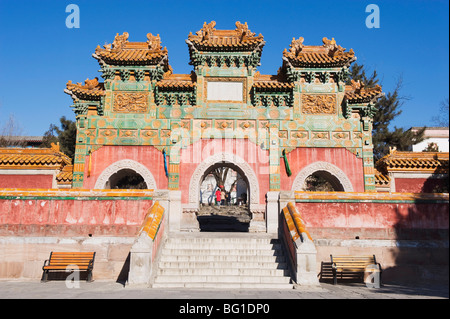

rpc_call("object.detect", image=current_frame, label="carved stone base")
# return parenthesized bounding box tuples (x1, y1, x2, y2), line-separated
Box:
(249, 209, 266, 233)
(181, 210, 200, 232)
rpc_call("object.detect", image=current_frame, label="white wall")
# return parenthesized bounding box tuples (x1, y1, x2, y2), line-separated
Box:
(412, 137, 449, 152)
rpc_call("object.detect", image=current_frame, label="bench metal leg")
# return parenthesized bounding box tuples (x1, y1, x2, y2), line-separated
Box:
(332, 269, 337, 285)
(87, 270, 93, 282)
(41, 270, 48, 283)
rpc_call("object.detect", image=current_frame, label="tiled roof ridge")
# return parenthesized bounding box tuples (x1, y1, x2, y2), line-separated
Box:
(65, 77, 105, 100)
(94, 32, 168, 65)
(376, 149, 449, 174)
(374, 168, 390, 186)
(187, 21, 264, 51)
(155, 71, 197, 89)
(253, 71, 294, 90)
(0, 143, 72, 167)
(383, 149, 449, 159)
(283, 36, 356, 67)
(56, 164, 74, 184)
(344, 79, 383, 103)
(97, 31, 164, 52)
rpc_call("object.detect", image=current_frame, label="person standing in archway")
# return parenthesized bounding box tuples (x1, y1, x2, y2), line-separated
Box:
(215, 187, 222, 206)
(225, 191, 231, 206)
(241, 192, 247, 205)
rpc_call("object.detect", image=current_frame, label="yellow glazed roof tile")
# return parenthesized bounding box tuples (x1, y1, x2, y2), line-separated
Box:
(283, 37, 355, 67)
(187, 21, 264, 51)
(94, 32, 168, 65)
(0, 144, 71, 169)
(376, 150, 449, 173)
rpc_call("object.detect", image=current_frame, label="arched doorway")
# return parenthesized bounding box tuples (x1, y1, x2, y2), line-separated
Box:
(197, 163, 251, 232)
(94, 159, 157, 190)
(200, 163, 249, 206)
(291, 161, 354, 192)
(106, 168, 147, 189)
(304, 171, 345, 192)
(185, 152, 265, 230)
(187, 152, 261, 210)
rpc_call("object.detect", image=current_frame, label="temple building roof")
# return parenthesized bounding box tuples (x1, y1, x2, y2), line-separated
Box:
(252, 72, 294, 91)
(65, 77, 105, 101)
(64, 25, 384, 113)
(187, 21, 265, 52)
(0, 143, 72, 170)
(376, 149, 449, 174)
(155, 72, 197, 90)
(344, 80, 384, 104)
(0, 143, 73, 187)
(56, 164, 74, 186)
(375, 169, 391, 187)
(283, 37, 356, 68)
(94, 32, 169, 66)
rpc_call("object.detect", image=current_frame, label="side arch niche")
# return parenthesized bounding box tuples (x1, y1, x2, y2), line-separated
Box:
(291, 161, 354, 192)
(94, 159, 157, 190)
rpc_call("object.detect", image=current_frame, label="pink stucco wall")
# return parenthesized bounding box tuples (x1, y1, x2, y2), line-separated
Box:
(281, 147, 365, 192)
(294, 194, 449, 240)
(395, 177, 446, 193)
(0, 174, 53, 189)
(81, 144, 365, 205)
(0, 190, 153, 237)
(82, 145, 168, 190)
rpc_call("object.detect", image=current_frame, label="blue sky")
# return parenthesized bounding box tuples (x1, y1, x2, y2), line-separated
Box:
(0, 0, 448, 136)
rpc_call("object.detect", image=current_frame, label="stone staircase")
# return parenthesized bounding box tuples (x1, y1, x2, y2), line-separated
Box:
(151, 233, 293, 289)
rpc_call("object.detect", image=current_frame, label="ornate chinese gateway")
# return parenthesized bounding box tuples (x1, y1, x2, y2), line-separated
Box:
(64, 21, 384, 223)
(1, 22, 448, 285)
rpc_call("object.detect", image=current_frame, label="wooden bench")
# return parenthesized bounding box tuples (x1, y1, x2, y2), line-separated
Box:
(41, 252, 96, 282)
(331, 255, 382, 285)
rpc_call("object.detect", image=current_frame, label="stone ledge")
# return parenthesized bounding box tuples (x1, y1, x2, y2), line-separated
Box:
(314, 239, 449, 248)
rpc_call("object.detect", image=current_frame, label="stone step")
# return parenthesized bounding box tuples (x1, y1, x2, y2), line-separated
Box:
(159, 254, 286, 263)
(168, 231, 276, 237)
(158, 261, 289, 270)
(151, 282, 294, 289)
(166, 238, 281, 247)
(152, 234, 292, 289)
(161, 248, 284, 257)
(153, 274, 292, 284)
(165, 237, 278, 244)
(163, 242, 281, 250)
(157, 267, 290, 277)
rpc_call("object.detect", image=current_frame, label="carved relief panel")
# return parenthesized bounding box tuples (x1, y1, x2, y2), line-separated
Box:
(113, 92, 149, 113)
(301, 94, 336, 114)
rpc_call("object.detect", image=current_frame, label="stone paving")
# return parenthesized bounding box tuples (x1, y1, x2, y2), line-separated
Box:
(0, 280, 447, 300)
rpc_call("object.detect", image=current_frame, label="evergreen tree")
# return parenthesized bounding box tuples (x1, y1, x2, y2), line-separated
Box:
(347, 63, 425, 160)
(42, 116, 77, 161)
(347, 62, 379, 88)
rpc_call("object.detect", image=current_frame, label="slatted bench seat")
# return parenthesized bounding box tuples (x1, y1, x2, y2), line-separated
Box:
(41, 252, 96, 282)
(331, 255, 382, 286)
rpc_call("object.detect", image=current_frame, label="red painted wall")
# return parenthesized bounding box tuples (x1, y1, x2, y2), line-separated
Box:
(0, 174, 53, 189)
(83, 145, 168, 190)
(83, 144, 364, 203)
(179, 139, 270, 204)
(281, 148, 364, 192)
(395, 178, 445, 193)
(295, 201, 449, 240)
(0, 197, 153, 237)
